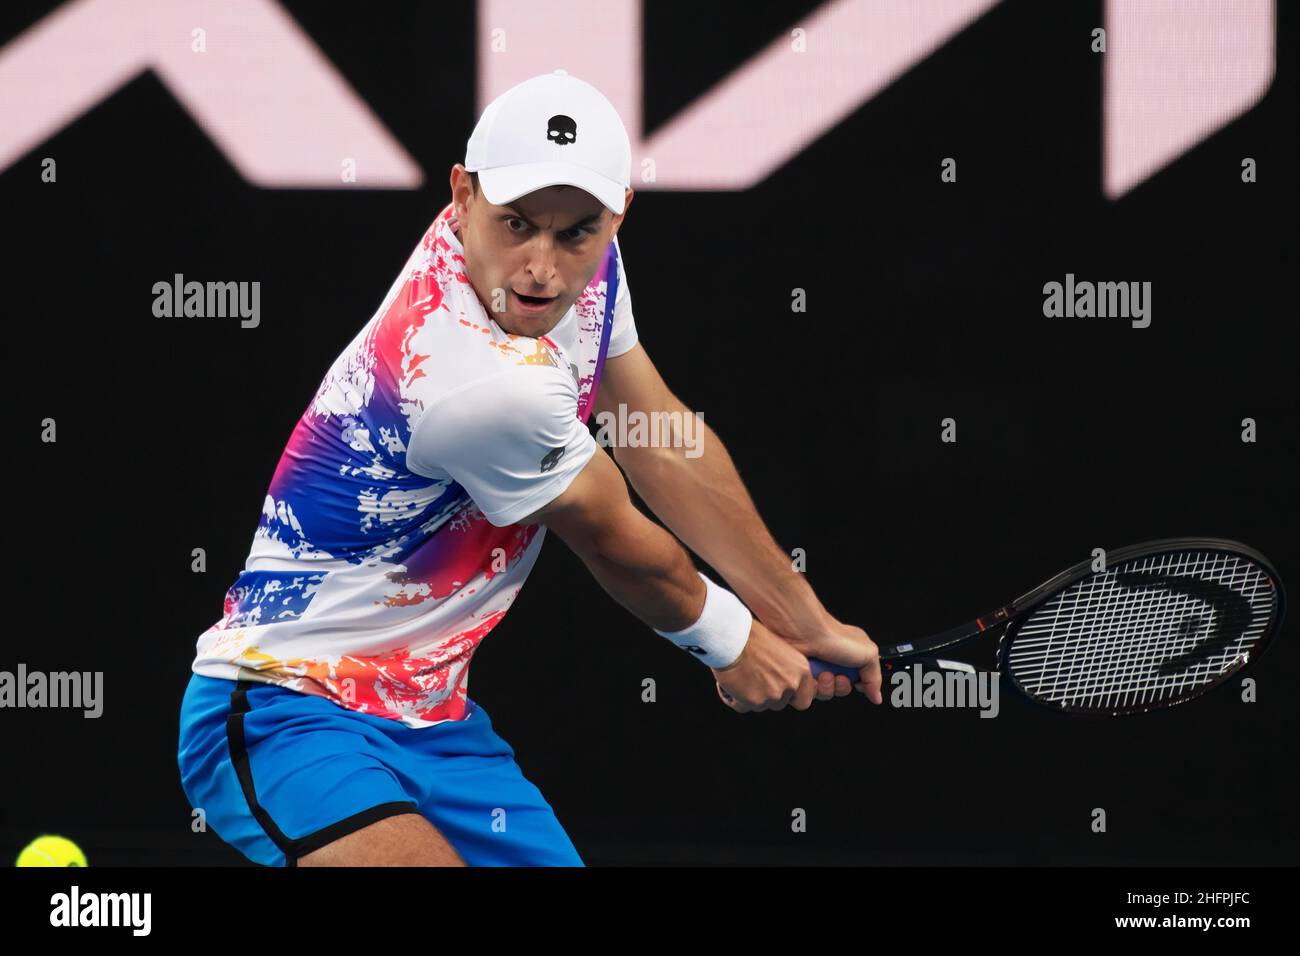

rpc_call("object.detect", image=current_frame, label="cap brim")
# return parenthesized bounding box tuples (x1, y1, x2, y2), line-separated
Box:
(478, 163, 626, 215)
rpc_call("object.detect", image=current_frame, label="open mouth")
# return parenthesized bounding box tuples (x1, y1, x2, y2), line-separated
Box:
(513, 290, 556, 312)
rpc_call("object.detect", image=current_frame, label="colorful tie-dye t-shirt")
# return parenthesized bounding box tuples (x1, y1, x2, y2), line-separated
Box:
(190, 203, 637, 727)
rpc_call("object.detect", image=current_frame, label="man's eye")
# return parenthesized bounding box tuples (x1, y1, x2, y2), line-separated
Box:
(504, 218, 586, 240)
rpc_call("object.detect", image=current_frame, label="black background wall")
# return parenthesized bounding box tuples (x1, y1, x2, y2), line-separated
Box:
(3, 0, 1295, 865)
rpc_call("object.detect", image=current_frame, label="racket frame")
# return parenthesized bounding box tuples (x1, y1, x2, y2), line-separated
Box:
(875, 537, 1285, 715)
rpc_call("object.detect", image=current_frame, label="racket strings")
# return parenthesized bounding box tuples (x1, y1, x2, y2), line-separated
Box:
(1004, 551, 1276, 713)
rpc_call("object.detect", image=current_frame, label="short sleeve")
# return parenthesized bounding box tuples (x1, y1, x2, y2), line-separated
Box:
(606, 235, 638, 358)
(406, 365, 598, 527)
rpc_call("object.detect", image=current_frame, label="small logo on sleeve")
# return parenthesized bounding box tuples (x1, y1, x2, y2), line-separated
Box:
(540, 446, 565, 473)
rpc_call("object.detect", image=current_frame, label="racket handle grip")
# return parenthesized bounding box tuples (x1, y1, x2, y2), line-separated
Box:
(718, 658, 857, 706)
(809, 656, 974, 679)
(809, 658, 860, 680)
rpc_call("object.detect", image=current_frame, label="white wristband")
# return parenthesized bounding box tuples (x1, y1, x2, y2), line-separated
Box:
(653, 572, 751, 668)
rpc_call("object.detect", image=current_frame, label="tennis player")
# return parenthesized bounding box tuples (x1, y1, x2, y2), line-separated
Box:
(177, 71, 881, 867)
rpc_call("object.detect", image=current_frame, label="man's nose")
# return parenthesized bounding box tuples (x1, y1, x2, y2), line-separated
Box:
(523, 235, 557, 286)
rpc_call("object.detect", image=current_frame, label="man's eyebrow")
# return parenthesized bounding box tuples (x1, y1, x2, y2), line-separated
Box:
(503, 209, 604, 231)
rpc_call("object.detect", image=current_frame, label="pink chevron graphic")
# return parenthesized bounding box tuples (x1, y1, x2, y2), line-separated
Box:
(0, 1, 1276, 198)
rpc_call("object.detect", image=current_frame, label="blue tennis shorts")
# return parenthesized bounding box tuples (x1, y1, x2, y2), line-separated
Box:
(177, 673, 583, 866)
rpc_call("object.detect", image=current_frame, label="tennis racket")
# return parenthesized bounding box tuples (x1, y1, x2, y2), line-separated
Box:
(808, 538, 1284, 715)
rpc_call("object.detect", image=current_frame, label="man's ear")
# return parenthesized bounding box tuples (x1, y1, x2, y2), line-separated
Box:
(610, 188, 634, 237)
(450, 164, 473, 221)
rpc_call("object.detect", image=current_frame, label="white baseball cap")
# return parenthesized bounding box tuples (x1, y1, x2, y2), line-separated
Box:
(465, 70, 631, 215)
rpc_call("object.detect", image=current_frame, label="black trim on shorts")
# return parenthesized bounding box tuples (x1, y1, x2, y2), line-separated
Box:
(225, 680, 418, 867)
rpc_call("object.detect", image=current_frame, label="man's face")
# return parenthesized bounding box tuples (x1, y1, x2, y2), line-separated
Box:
(450, 164, 632, 338)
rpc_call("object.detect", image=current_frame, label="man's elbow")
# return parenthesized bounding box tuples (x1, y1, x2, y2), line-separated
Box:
(526, 450, 632, 557)
(608, 434, 689, 484)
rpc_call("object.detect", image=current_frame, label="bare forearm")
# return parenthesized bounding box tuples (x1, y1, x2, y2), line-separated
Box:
(569, 506, 705, 633)
(532, 446, 706, 634)
(615, 419, 827, 635)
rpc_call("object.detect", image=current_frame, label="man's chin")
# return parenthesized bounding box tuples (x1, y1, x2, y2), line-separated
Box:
(501, 310, 560, 336)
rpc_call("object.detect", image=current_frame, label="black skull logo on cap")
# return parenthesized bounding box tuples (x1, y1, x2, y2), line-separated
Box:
(547, 115, 577, 146)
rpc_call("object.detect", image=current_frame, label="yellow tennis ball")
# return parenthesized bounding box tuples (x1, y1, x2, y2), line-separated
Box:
(15, 835, 87, 867)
